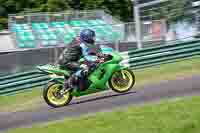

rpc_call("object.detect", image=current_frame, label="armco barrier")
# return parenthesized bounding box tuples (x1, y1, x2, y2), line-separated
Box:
(129, 46, 200, 64)
(0, 73, 45, 85)
(132, 51, 200, 70)
(125, 40, 200, 69)
(127, 39, 200, 57)
(128, 40, 200, 58)
(0, 39, 200, 95)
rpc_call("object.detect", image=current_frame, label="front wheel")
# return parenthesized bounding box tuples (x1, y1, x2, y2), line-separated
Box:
(43, 81, 73, 108)
(109, 69, 135, 93)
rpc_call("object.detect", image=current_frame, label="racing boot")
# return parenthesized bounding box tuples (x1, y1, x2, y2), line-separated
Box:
(61, 74, 78, 94)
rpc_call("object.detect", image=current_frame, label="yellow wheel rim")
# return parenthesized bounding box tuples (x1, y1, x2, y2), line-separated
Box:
(47, 84, 70, 106)
(111, 70, 133, 92)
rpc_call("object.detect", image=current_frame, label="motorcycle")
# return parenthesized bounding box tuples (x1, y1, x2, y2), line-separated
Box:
(36, 46, 135, 108)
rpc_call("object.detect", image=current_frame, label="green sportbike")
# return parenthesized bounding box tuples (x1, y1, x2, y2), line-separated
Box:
(36, 47, 135, 108)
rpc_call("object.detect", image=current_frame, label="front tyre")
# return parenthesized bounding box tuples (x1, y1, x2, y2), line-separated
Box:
(43, 81, 73, 108)
(109, 69, 135, 93)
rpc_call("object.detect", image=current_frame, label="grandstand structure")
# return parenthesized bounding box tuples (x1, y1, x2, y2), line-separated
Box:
(0, 10, 126, 75)
(0, 7, 198, 75)
(8, 10, 124, 50)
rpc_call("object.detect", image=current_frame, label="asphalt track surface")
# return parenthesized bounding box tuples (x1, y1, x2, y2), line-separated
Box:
(1, 75, 200, 132)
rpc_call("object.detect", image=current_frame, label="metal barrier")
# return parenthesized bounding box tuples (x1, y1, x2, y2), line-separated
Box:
(123, 39, 200, 69)
(0, 39, 200, 96)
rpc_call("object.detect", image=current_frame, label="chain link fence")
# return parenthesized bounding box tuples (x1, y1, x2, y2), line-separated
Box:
(8, 10, 119, 26)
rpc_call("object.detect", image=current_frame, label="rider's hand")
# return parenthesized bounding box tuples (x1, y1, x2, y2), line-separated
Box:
(97, 53, 105, 58)
(80, 64, 88, 69)
(96, 58, 104, 64)
(80, 64, 89, 76)
(82, 69, 89, 77)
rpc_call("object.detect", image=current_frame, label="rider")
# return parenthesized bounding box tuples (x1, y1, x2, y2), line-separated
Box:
(58, 29, 103, 92)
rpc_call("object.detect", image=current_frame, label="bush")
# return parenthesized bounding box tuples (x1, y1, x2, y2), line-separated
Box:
(0, 17, 8, 29)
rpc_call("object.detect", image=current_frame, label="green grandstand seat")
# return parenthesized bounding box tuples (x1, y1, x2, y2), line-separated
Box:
(93, 26, 109, 39)
(18, 41, 36, 48)
(32, 23, 49, 29)
(69, 20, 89, 27)
(95, 20, 107, 25)
(68, 31, 77, 37)
(69, 20, 82, 27)
(36, 29, 52, 34)
(92, 24, 122, 42)
(95, 37, 101, 42)
(35, 29, 58, 46)
(103, 25, 113, 31)
(87, 20, 99, 26)
(41, 40, 57, 47)
(94, 27, 107, 34)
(63, 33, 76, 45)
(87, 20, 107, 26)
(40, 34, 57, 40)
(16, 31, 35, 41)
(66, 27, 76, 33)
(55, 28, 66, 36)
(12, 19, 123, 49)
(109, 32, 121, 42)
(12, 24, 30, 32)
(50, 22, 65, 28)
(37, 31, 58, 40)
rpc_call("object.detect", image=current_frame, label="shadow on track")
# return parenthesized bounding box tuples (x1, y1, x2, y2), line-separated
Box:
(46, 90, 137, 110)
(69, 90, 137, 106)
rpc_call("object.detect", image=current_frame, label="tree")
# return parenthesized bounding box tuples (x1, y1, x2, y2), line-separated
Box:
(45, 0, 70, 12)
(0, 17, 8, 30)
(79, 0, 132, 21)
(0, 0, 191, 29)
(0, 6, 6, 16)
(142, 0, 189, 23)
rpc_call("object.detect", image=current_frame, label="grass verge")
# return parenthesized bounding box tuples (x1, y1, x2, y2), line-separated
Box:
(0, 55, 200, 112)
(0, 88, 43, 112)
(134, 55, 200, 85)
(7, 96, 200, 133)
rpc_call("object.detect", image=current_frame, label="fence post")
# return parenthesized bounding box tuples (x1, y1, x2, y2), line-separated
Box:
(197, 11, 200, 31)
(54, 47, 59, 64)
(133, 0, 143, 49)
(115, 41, 120, 52)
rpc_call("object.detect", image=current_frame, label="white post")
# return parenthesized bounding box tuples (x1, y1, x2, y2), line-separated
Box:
(132, 0, 172, 49)
(115, 41, 120, 52)
(54, 47, 59, 64)
(132, 0, 142, 49)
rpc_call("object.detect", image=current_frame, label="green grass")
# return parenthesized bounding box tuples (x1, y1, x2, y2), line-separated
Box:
(7, 96, 200, 133)
(1, 55, 200, 112)
(134, 56, 200, 85)
(0, 88, 43, 112)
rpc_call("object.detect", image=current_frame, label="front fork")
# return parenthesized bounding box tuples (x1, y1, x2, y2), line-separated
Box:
(116, 65, 129, 79)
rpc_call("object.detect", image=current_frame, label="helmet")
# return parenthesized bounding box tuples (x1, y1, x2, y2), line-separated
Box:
(80, 29, 96, 44)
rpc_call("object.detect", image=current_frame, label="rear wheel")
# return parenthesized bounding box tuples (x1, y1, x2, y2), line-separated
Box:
(43, 81, 73, 108)
(109, 69, 135, 93)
